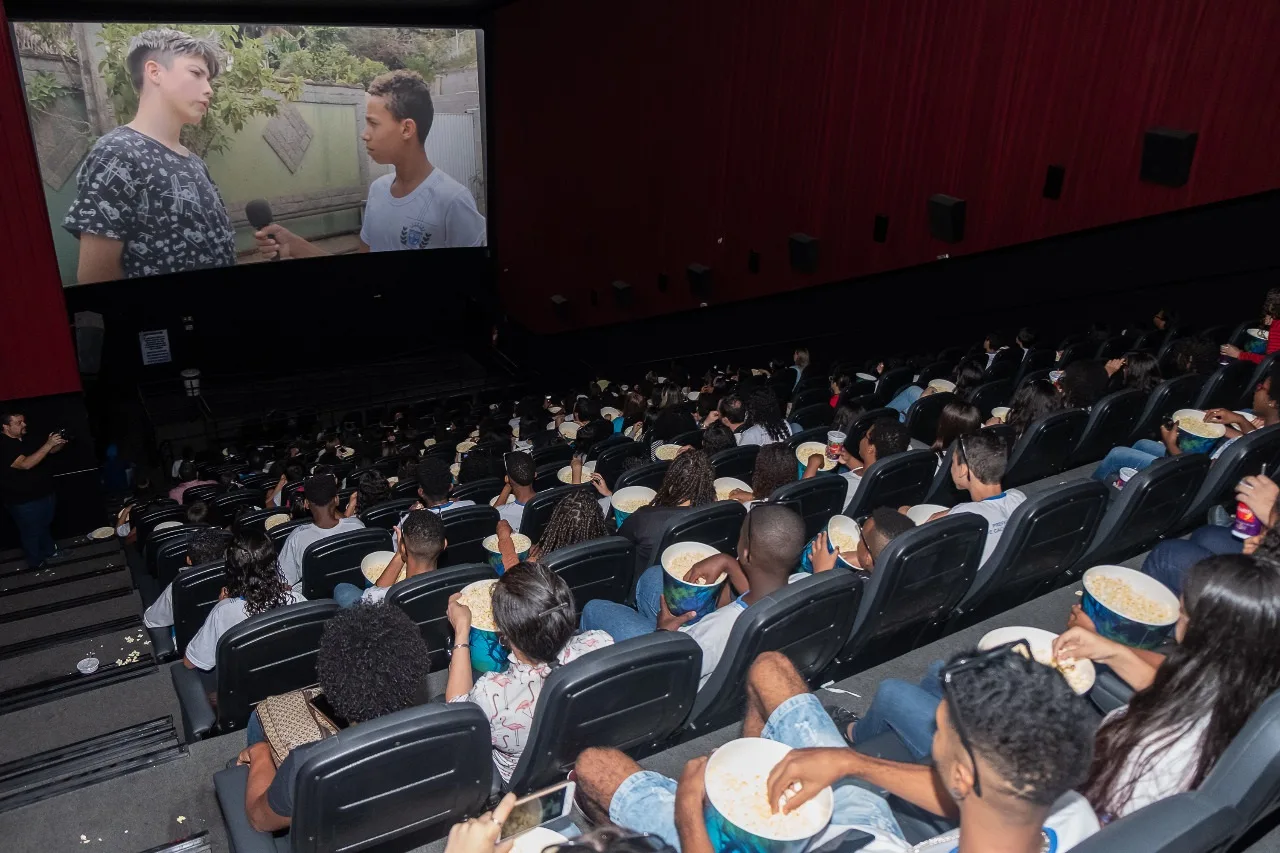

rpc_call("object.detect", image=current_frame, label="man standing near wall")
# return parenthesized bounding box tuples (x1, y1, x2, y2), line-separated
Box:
(64, 29, 237, 283)
(0, 412, 67, 569)
(254, 69, 485, 258)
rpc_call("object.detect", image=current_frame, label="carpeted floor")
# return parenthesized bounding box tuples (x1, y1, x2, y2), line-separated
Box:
(0, 571, 133, 618)
(0, 594, 141, 649)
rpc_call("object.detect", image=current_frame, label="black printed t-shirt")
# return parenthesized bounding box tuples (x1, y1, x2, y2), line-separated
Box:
(63, 127, 237, 278)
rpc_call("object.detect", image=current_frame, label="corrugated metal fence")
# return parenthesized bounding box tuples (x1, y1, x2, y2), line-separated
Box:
(426, 112, 485, 213)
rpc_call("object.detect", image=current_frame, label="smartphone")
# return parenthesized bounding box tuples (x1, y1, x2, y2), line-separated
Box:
(500, 781, 576, 840)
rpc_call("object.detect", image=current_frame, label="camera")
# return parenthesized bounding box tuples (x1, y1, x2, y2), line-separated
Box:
(57, 428, 71, 440)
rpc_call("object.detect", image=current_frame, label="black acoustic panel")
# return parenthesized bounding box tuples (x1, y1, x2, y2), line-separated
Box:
(687, 264, 712, 296)
(1141, 128, 1198, 188)
(611, 280, 632, 308)
(1043, 165, 1065, 200)
(788, 233, 819, 274)
(928, 194, 966, 243)
(872, 215, 889, 243)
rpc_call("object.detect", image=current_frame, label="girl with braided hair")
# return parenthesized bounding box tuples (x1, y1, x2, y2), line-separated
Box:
(494, 488, 611, 571)
(615, 450, 717, 578)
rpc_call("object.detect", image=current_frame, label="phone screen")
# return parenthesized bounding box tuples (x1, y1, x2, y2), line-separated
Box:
(500, 782, 574, 840)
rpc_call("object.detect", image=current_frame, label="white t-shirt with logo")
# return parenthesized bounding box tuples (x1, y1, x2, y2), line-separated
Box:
(277, 516, 367, 589)
(184, 589, 308, 670)
(359, 169, 486, 251)
(946, 489, 1027, 565)
(681, 574, 807, 689)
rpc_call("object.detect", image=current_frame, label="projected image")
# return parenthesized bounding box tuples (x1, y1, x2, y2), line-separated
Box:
(13, 23, 486, 285)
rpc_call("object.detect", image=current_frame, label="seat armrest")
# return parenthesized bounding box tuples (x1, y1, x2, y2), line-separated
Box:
(1088, 665, 1134, 715)
(170, 660, 216, 741)
(213, 765, 284, 853)
(148, 626, 176, 662)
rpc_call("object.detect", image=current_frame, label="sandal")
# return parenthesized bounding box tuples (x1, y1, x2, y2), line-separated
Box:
(823, 704, 860, 747)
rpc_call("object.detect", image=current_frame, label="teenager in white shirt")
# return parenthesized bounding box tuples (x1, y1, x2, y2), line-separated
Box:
(254, 70, 485, 259)
(332, 509, 446, 608)
(143, 526, 231, 629)
(580, 505, 809, 689)
(276, 474, 366, 590)
(803, 417, 911, 510)
(576, 646, 1099, 853)
(492, 451, 536, 532)
(735, 387, 792, 446)
(183, 531, 306, 671)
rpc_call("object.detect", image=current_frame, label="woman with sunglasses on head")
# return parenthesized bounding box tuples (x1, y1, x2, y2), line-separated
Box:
(446, 562, 613, 782)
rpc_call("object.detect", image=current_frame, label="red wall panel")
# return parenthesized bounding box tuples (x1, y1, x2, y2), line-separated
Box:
(0, 3, 81, 400)
(492, 0, 1280, 332)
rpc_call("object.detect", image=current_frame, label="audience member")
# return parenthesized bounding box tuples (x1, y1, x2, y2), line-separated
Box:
(983, 331, 1009, 368)
(333, 509, 446, 607)
(1221, 287, 1280, 364)
(1105, 351, 1162, 394)
(930, 400, 982, 458)
(343, 470, 389, 518)
(804, 417, 910, 508)
(492, 451, 536, 531)
(265, 461, 306, 510)
(414, 458, 476, 513)
(808, 507, 915, 573)
(169, 461, 217, 504)
(184, 531, 305, 671)
(998, 378, 1064, 436)
(184, 500, 212, 526)
(238, 604, 431, 832)
(446, 561, 612, 780)
(142, 526, 232, 630)
(171, 445, 195, 480)
(791, 347, 810, 388)
(1016, 327, 1038, 359)
(1057, 360, 1110, 410)
(582, 505, 806, 689)
(698, 421, 736, 457)
(736, 387, 792, 446)
(648, 409, 697, 458)
(276, 474, 366, 589)
(728, 443, 796, 504)
(615, 451, 716, 577)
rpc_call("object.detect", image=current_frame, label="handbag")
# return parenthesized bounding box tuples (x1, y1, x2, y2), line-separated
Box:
(256, 687, 339, 766)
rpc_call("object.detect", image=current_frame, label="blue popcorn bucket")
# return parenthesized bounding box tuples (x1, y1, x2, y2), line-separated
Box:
(610, 486, 656, 526)
(660, 542, 726, 624)
(1171, 409, 1225, 455)
(482, 533, 531, 575)
(1081, 565, 1180, 651)
(703, 738, 833, 853)
(799, 515, 861, 573)
(458, 579, 508, 672)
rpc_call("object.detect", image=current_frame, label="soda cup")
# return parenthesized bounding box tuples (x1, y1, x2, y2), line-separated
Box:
(826, 431, 847, 461)
(1115, 466, 1137, 490)
(1234, 501, 1263, 540)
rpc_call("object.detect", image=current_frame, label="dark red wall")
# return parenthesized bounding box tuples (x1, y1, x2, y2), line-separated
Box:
(491, 0, 1280, 332)
(0, 2, 81, 401)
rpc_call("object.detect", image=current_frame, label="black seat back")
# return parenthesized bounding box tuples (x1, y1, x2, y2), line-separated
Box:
(968, 380, 1013, 420)
(585, 434, 632, 462)
(1195, 360, 1257, 410)
(1057, 340, 1096, 369)
(386, 564, 497, 670)
(1014, 367, 1053, 392)
(874, 366, 914, 403)
(214, 599, 340, 733)
(391, 478, 421, 498)
(452, 477, 504, 506)
(1002, 409, 1088, 488)
(358, 498, 417, 530)
(1095, 335, 1136, 361)
(208, 490, 263, 524)
(1199, 691, 1280, 838)
(531, 443, 575, 468)
(290, 703, 494, 852)
(770, 477, 849, 541)
(686, 571, 862, 735)
(847, 407, 899, 445)
(1067, 389, 1146, 467)
(507, 633, 702, 792)
(1068, 792, 1237, 853)
(596, 441, 649, 489)
(172, 560, 227, 655)
(904, 392, 956, 445)
(916, 361, 955, 386)
(790, 403, 834, 430)
(1174, 424, 1280, 533)
(541, 536, 634, 605)
(135, 504, 184, 548)
(710, 445, 760, 482)
(440, 506, 502, 567)
(154, 533, 199, 590)
(844, 449, 938, 517)
(1132, 328, 1167, 353)
(787, 426, 830, 450)
(267, 519, 310, 552)
(233, 507, 288, 535)
(670, 429, 703, 449)
(1069, 454, 1210, 573)
(533, 462, 568, 492)
(1012, 349, 1056, 388)
(838, 514, 986, 668)
(1239, 351, 1280, 408)
(519, 484, 593, 543)
(301, 528, 393, 600)
(953, 482, 1108, 624)
(1127, 374, 1208, 443)
(146, 526, 194, 579)
(182, 483, 222, 505)
(614, 461, 670, 492)
(792, 389, 830, 411)
(921, 446, 964, 507)
(655, 501, 748, 558)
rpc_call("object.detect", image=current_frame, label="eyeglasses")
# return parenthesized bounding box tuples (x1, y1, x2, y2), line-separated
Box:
(954, 434, 968, 466)
(940, 639, 1032, 798)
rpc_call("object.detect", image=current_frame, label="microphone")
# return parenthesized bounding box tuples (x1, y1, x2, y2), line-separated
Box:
(245, 199, 279, 261)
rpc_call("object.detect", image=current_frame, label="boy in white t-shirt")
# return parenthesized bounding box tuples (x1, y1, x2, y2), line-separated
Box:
(253, 69, 485, 259)
(143, 526, 232, 629)
(804, 417, 911, 510)
(275, 474, 366, 590)
(933, 432, 1025, 566)
(332, 509, 446, 608)
(492, 451, 537, 532)
(576, 647, 1099, 853)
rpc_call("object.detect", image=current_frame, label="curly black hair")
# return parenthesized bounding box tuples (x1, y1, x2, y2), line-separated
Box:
(224, 531, 291, 616)
(944, 647, 1095, 807)
(316, 603, 431, 724)
(536, 488, 611, 556)
(354, 470, 390, 514)
(652, 449, 716, 508)
(750, 443, 796, 499)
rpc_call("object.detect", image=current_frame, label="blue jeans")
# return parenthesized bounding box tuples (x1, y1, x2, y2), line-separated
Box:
(246, 709, 266, 746)
(580, 565, 664, 639)
(7, 493, 56, 569)
(1091, 439, 1166, 482)
(886, 385, 923, 420)
(852, 660, 945, 759)
(609, 692, 905, 851)
(1141, 524, 1243, 596)
(332, 582, 365, 608)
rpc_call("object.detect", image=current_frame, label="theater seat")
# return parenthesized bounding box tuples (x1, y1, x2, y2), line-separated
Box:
(154, 534, 198, 591)
(921, 446, 965, 508)
(790, 403, 834, 430)
(358, 498, 416, 530)
(1127, 374, 1209, 444)
(904, 392, 955, 445)
(541, 536, 634, 605)
(146, 527, 195, 580)
(915, 361, 955, 387)
(946, 482, 1107, 630)
(654, 501, 748, 559)
(386, 564, 496, 670)
(1199, 691, 1280, 842)
(234, 507, 288, 535)
(214, 703, 493, 853)
(506, 633, 702, 792)
(770, 477, 849, 541)
(519, 484, 592, 543)
(182, 483, 222, 505)
(1014, 367, 1052, 392)
(710, 445, 760, 482)
(301, 528, 393, 600)
(1195, 360, 1256, 410)
(267, 519, 309, 552)
(1172, 424, 1280, 534)
(847, 408, 900, 445)
(1133, 328, 1168, 353)
(1067, 454, 1210, 575)
(682, 571, 862, 737)
(439, 506, 502, 567)
(1239, 351, 1280, 408)
(875, 367, 915, 403)
(787, 426, 830, 450)
(172, 560, 228, 657)
(585, 434, 632, 462)
(844, 449, 937, 518)
(829, 514, 986, 677)
(1012, 350, 1055, 388)
(1001, 409, 1088, 488)
(452, 477, 504, 506)
(967, 380, 1013, 420)
(1066, 389, 1146, 467)
(1067, 792, 1238, 853)
(531, 443, 575, 467)
(670, 429, 703, 449)
(614, 461, 670, 492)
(171, 599, 339, 740)
(134, 504, 184, 548)
(1056, 340, 1096, 369)
(209, 490, 263, 524)
(792, 388, 831, 411)
(595, 441, 649, 489)
(391, 478, 421, 498)
(533, 462, 568, 492)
